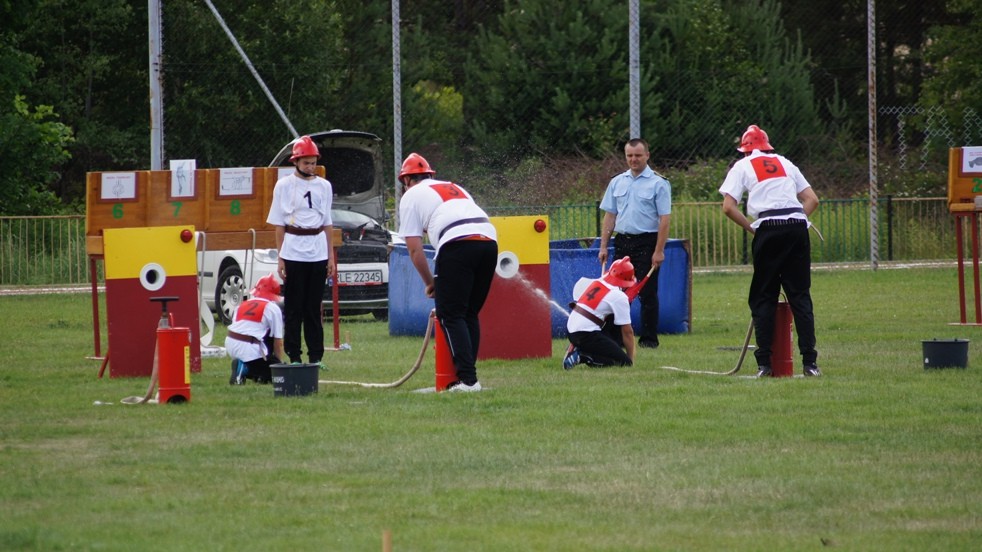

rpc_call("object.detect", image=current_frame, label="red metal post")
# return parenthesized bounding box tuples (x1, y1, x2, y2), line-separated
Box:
(971, 213, 981, 323)
(956, 214, 967, 324)
(89, 256, 102, 358)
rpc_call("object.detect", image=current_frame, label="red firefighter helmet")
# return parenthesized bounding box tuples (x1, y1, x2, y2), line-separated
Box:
(398, 153, 435, 180)
(737, 124, 774, 153)
(289, 135, 320, 161)
(603, 257, 637, 288)
(251, 274, 282, 302)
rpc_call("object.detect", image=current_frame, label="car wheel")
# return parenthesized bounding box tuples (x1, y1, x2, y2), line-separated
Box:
(372, 309, 388, 321)
(216, 265, 245, 325)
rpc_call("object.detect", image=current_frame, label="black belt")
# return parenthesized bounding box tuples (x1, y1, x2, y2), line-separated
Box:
(285, 225, 323, 236)
(438, 217, 490, 240)
(227, 330, 261, 345)
(572, 305, 606, 327)
(759, 207, 804, 218)
(759, 218, 806, 227)
(615, 231, 657, 241)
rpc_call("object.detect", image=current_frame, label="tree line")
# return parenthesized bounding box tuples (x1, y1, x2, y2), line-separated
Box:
(1, 0, 976, 216)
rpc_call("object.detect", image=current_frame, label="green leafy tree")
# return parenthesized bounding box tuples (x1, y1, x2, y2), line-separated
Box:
(644, 0, 822, 161)
(463, 0, 655, 159)
(0, 0, 74, 215)
(0, 96, 73, 215)
(922, 0, 982, 144)
(17, 0, 146, 203)
(462, 0, 821, 165)
(160, 0, 347, 167)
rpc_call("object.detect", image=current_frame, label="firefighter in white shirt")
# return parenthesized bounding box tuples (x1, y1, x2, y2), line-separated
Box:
(397, 153, 498, 392)
(718, 124, 821, 377)
(225, 274, 286, 384)
(266, 135, 334, 367)
(563, 257, 637, 369)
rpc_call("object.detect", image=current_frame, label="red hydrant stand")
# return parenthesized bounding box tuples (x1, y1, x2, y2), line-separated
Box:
(156, 327, 192, 403)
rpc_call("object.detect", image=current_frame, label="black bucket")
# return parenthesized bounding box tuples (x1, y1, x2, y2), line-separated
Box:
(271, 363, 319, 396)
(921, 339, 969, 369)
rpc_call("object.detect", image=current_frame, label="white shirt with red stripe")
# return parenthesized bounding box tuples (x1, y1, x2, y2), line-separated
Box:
(398, 177, 497, 256)
(567, 279, 631, 333)
(224, 298, 284, 362)
(718, 150, 812, 229)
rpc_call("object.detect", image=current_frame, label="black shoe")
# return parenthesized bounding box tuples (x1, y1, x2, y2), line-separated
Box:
(638, 338, 660, 349)
(804, 364, 822, 377)
(756, 366, 773, 378)
(230, 360, 247, 385)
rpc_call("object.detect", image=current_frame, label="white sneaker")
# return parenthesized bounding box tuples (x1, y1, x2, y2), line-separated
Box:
(447, 381, 482, 392)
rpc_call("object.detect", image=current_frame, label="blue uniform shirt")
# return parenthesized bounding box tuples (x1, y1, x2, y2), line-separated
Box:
(599, 166, 672, 235)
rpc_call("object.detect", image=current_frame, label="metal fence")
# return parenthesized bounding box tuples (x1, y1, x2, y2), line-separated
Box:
(0, 216, 93, 286)
(0, 197, 958, 286)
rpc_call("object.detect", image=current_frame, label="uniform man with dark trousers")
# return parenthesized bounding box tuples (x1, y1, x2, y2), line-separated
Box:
(719, 124, 822, 378)
(397, 153, 498, 392)
(598, 138, 672, 349)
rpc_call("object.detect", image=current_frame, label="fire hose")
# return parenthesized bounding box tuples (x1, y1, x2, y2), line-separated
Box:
(119, 347, 161, 404)
(659, 318, 754, 376)
(318, 312, 435, 389)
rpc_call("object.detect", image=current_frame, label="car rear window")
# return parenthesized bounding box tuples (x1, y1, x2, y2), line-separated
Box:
(324, 148, 374, 197)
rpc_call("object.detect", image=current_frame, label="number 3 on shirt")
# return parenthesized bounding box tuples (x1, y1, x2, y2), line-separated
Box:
(430, 183, 465, 202)
(750, 156, 788, 182)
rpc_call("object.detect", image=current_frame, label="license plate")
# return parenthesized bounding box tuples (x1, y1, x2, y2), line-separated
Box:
(336, 270, 383, 285)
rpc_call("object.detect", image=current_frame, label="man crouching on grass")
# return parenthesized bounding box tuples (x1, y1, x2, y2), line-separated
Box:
(563, 256, 637, 369)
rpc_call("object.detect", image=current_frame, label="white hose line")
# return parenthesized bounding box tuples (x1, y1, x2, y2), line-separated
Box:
(319, 315, 435, 389)
(120, 346, 160, 404)
(659, 318, 754, 376)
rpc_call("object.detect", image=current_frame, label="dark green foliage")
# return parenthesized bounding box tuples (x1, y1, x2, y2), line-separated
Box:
(159, 0, 347, 167)
(464, 0, 649, 159)
(0, 0, 976, 215)
(0, 96, 74, 215)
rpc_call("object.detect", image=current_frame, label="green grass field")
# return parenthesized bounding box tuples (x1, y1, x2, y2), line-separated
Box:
(1, 266, 980, 551)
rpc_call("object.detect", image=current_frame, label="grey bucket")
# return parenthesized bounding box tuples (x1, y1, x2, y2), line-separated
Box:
(921, 339, 969, 369)
(271, 363, 319, 396)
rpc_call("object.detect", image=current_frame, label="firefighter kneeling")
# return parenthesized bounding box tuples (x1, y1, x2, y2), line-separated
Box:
(224, 275, 287, 384)
(563, 257, 638, 369)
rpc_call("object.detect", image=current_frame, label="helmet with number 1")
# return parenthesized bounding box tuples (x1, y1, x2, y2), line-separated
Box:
(603, 257, 637, 288)
(398, 153, 435, 180)
(289, 135, 320, 161)
(251, 274, 282, 302)
(737, 124, 774, 153)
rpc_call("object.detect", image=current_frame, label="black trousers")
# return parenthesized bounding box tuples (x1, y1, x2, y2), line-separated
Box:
(433, 239, 498, 386)
(282, 259, 327, 363)
(568, 324, 632, 367)
(749, 221, 817, 367)
(614, 232, 659, 343)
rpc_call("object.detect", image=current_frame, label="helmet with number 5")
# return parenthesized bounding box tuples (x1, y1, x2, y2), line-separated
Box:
(737, 125, 774, 153)
(251, 274, 282, 302)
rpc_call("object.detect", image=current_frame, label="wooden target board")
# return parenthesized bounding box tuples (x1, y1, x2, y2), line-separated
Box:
(85, 166, 325, 254)
(947, 147, 982, 213)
